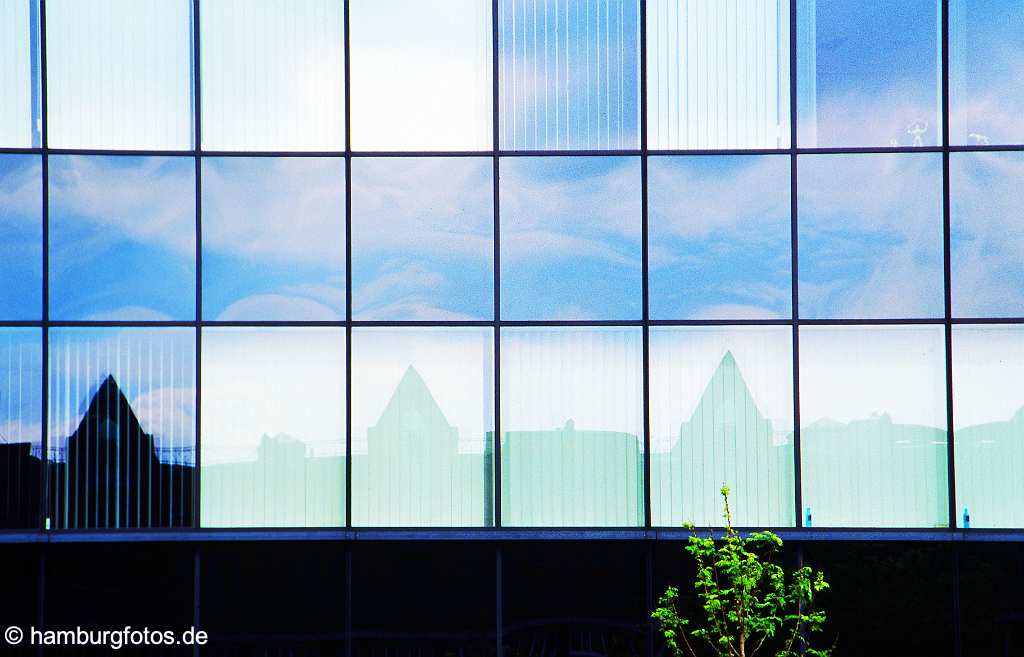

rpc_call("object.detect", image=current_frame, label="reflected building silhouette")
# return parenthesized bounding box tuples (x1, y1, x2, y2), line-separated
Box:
(0, 440, 41, 528)
(48, 375, 194, 529)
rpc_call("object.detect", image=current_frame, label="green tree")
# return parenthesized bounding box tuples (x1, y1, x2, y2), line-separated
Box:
(652, 486, 833, 657)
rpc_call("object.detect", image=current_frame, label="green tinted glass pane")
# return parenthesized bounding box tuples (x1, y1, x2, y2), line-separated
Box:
(650, 326, 794, 527)
(200, 328, 345, 528)
(500, 327, 643, 527)
(799, 325, 948, 528)
(953, 325, 1024, 528)
(351, 328, 494, 527)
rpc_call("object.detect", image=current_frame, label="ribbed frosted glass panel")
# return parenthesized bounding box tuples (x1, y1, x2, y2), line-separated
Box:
(46, 0, 193, 150)
(953, 325, 1024, 529)
(650, 326, 794, 527)
(499, 0, 640, 150)
(351, 158, 493, 320)
(500, 327, 643, 526)
(798, 153, 943, 320)
(352, 328, 494, 527)
(350, 0, 492, 150)
(0, 155, 42, 320)
(202, 157, 346, 321)
(796, 0, 941, 148)
(0, 329, 43, 529)
(951, 151, 1024, 318)
(799, 325, 948, 528)
(647, 0, 791, 149)
(500, 156, 642, 320)
(201, 0, 344, 151)
(48, 156, 196, 321)
(950, 0, 1024, 146)
(201, 328, 345, 528)
(0, 0, 40, 147)
(48, 328, 196, 529)
(648, 155, 790, 320)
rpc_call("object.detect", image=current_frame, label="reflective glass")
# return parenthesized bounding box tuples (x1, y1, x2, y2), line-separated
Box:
(500, 327, 643, 526)
(798, 153, 943, 320)
(499, 0, 640, 150)
(500, 156, 641, 320)
(0, 0, 41, 147)
(650, 326, 794, 527)
(48, 328, 196, 529)
(352, 328, 494, 527)
(950, 0, 1024, 146)
(0, 155, 42, 319)
(46, 0, 193, 150)
(799, 325, 948, 528)
(951, 151, 1024, 318)
(202, 157, 345, 321)
(953, 325, 1024, 529)
(0, 329, 42, 529)
(201, 0, 344, 151)
(49, 156, 196, 321)
(649, 155, 790, 320)
(350, 0, 492, 151)
(351, 158, 493, 320)
(647, 0, 791, 149)
(796, 0, 940, 147)
(201, 328, 345, 528)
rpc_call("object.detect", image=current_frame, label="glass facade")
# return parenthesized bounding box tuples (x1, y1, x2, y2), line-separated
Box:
(0, 0, 1020, 540)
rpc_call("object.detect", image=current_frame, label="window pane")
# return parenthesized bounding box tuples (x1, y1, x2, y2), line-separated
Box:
(503, 542, 647, 655)
(46, 0, 193, 150)
(501, 156, 641, 320)
(799, 325, 948, 528)
(350, 0, 492, 151)
(953, 325, 1024, 529)
(647, 0, 790, 149)
(951, 151, 1024, 318)
(201, 0, 344, 151)
(351, 158, 493, 320)
(352, 328, 494, 527)
(0, 329, 42, 529)
(48, 328, 196, 529)
(201, 328, 345, 528)
(0, 0, 40, 147)
(649, 155, 790, 320)
(0, 155, 42, 320)
(49, 156, 196, 321)
(202, 157, 345, 320)
(950, 0, 1024, 146)
(501, 327, 643, 526)
(798, 153, 943, 320)
(650, 326, 794, 527)
(500, 0, 640, 150)
(796, 0, 940, 147)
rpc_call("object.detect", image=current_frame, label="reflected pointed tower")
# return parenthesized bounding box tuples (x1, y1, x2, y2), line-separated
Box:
(52, 375, 194, 529)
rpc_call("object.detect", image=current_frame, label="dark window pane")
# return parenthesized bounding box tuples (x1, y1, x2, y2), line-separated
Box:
(352, 543, 495, 656)
(352, 158, 493, 320)
(0, 155, 42, 319)
(499, 0, 640, 150)
(49, 156, 196, 321)
(201, 544, 345, 655)
(503, 542, 647, 657)
(202, 157, 345, 321)
(649, 155, 790, 320)
(0, 546, 37, 657)
(796, 0, 940, 147)
(47, 328, 196, 529)
(960, 543, 1024, 656)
